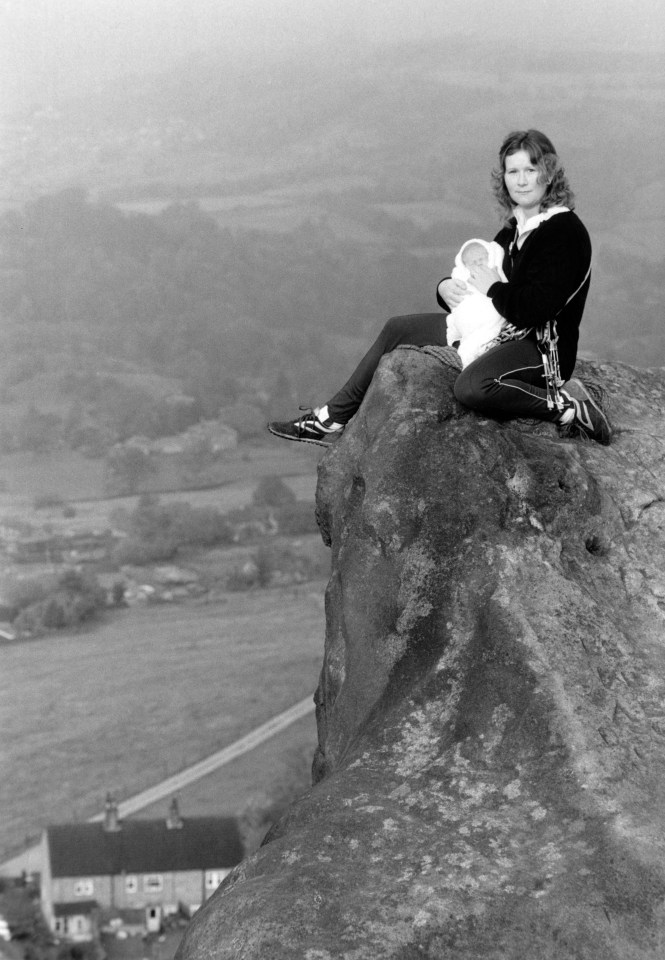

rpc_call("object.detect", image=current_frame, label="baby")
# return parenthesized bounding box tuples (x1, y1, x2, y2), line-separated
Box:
(443, 238, 508, 367)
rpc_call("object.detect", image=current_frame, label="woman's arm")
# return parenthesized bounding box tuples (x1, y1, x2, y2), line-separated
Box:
(487, 215, 591, 330)
(437, 277, 469, 311)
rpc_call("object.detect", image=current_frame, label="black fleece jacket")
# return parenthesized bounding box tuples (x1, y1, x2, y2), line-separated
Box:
(437, 211, 592, 380)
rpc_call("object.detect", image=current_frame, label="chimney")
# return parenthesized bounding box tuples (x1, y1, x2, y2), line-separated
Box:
(166, 797, 183, 830)
(103, 793, 121, 832)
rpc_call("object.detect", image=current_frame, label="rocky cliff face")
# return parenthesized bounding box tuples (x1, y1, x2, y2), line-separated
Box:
(177, 347, 665, 959)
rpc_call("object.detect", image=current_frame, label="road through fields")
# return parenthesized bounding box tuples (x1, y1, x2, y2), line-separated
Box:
(89, 695, 315, 821)
(0, 694, 316, 876)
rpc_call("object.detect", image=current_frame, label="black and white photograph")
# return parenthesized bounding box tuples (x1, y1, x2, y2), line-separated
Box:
(1, 1, 664, 957)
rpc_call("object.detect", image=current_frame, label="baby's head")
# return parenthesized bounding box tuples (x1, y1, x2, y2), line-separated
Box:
(461, 242, 489, 270)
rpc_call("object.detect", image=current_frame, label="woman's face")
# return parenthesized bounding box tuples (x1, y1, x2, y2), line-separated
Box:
(503, 149, 548, 217)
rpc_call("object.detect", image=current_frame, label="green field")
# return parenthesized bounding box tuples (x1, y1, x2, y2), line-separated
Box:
(0, 440, 321, 508)
(0, 583, 327, 862)
(6, 468, 319, 541)
(132, 709, 318, 845)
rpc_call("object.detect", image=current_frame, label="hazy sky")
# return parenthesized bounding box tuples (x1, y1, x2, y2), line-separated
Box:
(2, 0, 665, 113)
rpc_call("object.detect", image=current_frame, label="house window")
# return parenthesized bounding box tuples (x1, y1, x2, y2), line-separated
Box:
(143, 875, 164, 893)
(205, 869, 230, 891)
(74, 879, 94, 896)
(54, 918, 67, 935)
(125, 875, 138, 894)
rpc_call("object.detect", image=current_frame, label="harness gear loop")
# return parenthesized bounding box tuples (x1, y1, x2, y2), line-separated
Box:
(537, 320, 565, 411)
(536, 263, 592, 411)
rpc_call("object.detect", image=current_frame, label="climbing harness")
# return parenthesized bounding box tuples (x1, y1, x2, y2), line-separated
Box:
(537, 263, 592, 411)
(537, 319, 565, 411)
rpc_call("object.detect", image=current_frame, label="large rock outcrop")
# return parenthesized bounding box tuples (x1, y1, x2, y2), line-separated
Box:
(177, 347, 665, 959)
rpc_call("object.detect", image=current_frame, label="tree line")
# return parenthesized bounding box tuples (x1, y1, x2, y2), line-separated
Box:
(0, 189, 443, 456)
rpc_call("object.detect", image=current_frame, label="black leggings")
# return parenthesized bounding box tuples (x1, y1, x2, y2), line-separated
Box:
(326, 313, 561, 425)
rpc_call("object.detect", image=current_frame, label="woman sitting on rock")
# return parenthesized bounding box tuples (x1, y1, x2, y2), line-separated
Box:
(268, 128, 611, 447)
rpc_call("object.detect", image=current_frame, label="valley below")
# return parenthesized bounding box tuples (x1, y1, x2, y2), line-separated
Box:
(0, 441, 326, 864)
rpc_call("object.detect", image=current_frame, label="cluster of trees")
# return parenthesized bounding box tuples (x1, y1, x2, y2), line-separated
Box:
(0, 189, 444, 459)
(0, 479, 323, 640)
(111, 493, 235, 565)
(0, 875, 50, 959)
(224, 478, 323, 590)
(1, 184, 654, 465)
(0, 477, 322, 641)
(0, 875, 97, 960)
(0, 371, 208, 461)
(107, 482, 322, 593)
(111, 484, 319, 568)
(3, 569, 108, 638)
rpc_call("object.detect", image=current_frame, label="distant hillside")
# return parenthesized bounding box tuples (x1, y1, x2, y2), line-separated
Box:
(0, 190, 454, 460)
(1, 36, 663, 402)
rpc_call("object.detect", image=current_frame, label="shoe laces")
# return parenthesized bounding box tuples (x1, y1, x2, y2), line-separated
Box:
(297, 406, 314, 418)
(295, 407, 323, 435)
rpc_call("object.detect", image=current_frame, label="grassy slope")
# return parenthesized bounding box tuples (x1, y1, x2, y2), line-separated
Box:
(0, 441, 320, 507)
(0, 435, 326, 863)
(132, 710, 318, 824)
(0, 584, 326, 861)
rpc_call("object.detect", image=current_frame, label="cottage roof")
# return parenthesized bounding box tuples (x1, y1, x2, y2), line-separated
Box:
(46, 817, 243, 877)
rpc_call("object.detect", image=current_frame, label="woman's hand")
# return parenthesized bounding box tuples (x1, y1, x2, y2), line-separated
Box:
(468, 264, 501, 295)
(438, 278, 469, 309)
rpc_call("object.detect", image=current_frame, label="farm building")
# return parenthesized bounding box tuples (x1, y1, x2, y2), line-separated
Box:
(40, 796, 243, 942)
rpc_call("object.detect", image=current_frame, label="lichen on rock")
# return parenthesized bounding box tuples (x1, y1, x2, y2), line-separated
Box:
(177, 348, 665, 959)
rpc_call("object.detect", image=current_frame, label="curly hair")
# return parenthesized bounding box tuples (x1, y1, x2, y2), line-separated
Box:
(491, 129, 575, 222)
